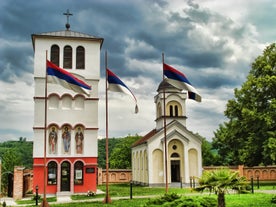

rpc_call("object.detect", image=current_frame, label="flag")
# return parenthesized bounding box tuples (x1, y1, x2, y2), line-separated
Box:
(47, 60, 91, 95)
(163, 63, 201, 102)
(107, 68, 138, 113)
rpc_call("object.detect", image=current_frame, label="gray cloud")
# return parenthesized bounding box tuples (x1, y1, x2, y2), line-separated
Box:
(0, 0, 275, 140)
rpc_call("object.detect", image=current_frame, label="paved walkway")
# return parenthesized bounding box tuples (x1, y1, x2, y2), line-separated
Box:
(1, 189, 275, 206)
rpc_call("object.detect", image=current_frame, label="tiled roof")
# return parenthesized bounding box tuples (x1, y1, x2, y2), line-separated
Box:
(131, 129, 157, 148)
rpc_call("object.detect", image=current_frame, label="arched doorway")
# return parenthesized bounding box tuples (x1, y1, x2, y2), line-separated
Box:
(170, 153, 180, 182)
(61, 161, 70, 191)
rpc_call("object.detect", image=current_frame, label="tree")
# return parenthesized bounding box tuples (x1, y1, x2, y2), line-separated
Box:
(196, 168, 248, 207)
(97, 138, 122, 168)
(213, 43, 276, 166)
(1, 149, 22, 195)
(200, 136, 219, 166)
(109, 135, 140, 169)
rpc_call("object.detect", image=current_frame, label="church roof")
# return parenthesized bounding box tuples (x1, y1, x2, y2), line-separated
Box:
(131, 120, 202, 148)
(38, 30, 99, 38)
(157, 79, 181, 92)
(31, 30, 104, 49)
(131, 129, 157, 148)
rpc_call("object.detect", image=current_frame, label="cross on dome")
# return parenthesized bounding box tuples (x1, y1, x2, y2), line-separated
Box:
(63, 9, 73, 30)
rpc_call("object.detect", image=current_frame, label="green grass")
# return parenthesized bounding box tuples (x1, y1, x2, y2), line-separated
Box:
(33, 194, 276, 207)
(16, 196, 56, 205)
(16, 184, 276, 207)
(51, 198, 148, 207)
(98, 183, 192, 196)
(226, 193, 276, 207)
(71, 184, 193, 201)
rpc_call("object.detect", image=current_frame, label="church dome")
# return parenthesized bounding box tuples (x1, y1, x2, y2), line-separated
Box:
(157, 78, 182, 92)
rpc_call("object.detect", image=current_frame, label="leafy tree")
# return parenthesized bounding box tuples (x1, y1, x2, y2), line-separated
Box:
(0, 137, 33, 194)
(0, 138, 33, 168)
(213, 43, 276, 166)
(1, 148, 22, 195)
(201, 136, 218, 166)
(109, 135, 140, 169)
(196, 168, 248, 207)
(97, 137, 122, 168)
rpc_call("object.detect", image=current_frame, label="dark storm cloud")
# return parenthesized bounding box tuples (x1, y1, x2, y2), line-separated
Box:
(0, 0, 259, 88)
(0, 42, 33, 83)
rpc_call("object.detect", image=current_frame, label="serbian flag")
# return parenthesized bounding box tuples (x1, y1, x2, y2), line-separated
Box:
(107, 68, 138, 113)
(47, 60, 91, 95)
(163, 63, 201, 102)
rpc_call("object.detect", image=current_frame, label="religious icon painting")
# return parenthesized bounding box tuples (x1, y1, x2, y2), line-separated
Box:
(48, 125, 58, 154)
(62, 125, 71, 154)
(75, 126, 84, 154)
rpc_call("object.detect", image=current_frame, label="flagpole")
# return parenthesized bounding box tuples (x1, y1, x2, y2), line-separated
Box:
(162, 53, 168, 193)
(103, 51, 111, 203)
(41, 51, 49, 207)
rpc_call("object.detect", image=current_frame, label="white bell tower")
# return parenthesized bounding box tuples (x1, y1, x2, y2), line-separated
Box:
(154, 79, 187, 130)
(31, 11, 104, 195)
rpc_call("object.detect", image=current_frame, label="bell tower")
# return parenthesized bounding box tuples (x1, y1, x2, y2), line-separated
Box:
(31, 11, 104, 195)
(154, 79, 187, 130)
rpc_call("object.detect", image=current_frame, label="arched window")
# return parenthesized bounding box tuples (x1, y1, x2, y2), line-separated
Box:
(175, 105, 178, 117)
(169, 105, 173, 117)
(50, 45, 60, 66)
(76, 46, 85, 69)
(63, 45, 72, 69)
(48, 161, 57, 185)
(171, 152, 180, 158)
(74, 161, 84, 185)
(167, 101, 182, 117)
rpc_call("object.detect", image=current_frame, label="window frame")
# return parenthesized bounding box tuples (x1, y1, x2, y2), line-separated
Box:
(76, 46, 85, 69)
(74, 161, 84, 185)
(63, 45, 72, 69)
(50, 45, 60, 66)
(47, 161, 57, 185)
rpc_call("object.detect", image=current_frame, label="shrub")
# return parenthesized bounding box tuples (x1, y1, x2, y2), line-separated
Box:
(199, 197, 217, 207)
(144, 195, 217, 207)
(271, 195, 276, 204)
(144, 193, 180, 206)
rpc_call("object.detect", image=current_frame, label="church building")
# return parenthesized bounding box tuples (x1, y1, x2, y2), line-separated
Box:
(31, 16, 103, 194)
(131, 79, 202, 186)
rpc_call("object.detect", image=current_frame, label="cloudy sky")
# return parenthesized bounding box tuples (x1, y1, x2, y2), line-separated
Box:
(0, 0, 275, 142)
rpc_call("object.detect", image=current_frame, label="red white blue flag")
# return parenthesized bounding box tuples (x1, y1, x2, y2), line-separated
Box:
(47, 60, 91, 95)
(107, 68, 138, 113)
(163, 63, 201, 102)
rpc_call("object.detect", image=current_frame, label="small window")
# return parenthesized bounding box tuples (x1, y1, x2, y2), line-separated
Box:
(175, 105, 178, 117)
(171, 153, 179, 157)
(76, 46, 85, 69)
(169, 105, 173, 117)
(63, 45, 72, 69)
(74, 161, 84, 185)
(48, 161, 57, 185)
(50, 45, 60, 66)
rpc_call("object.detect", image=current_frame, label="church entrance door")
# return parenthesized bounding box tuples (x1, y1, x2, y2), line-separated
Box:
(171, 160, 180, 182)
(61, 161, 70, 191)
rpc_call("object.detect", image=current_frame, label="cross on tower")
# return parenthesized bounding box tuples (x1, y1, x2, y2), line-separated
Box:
(63, 9, 73, 30)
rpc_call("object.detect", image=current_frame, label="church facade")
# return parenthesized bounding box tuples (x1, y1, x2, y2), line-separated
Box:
(131, 79, 202, 186)
(31, 28, 103, 194)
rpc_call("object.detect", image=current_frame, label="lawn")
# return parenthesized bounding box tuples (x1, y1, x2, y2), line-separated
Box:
(16, 184, 276, 207)
(37, 194, 276, 207)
